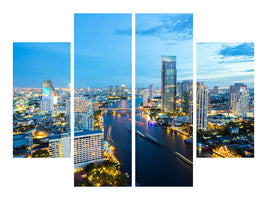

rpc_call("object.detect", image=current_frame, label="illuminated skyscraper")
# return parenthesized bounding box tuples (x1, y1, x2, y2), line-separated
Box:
(43, 80, 54, 96)
(196, 82, 208, 130)
(143, 89, 148, 106)
(121, 84, 126, 98)
(161, 56, 176, 113)
(149, 84, 153, 100)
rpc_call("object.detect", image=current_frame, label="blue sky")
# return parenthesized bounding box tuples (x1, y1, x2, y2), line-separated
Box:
(197, 42, 254, 88)
(135, 14, 193, 88)
(13, 42, 70, 88)
(74, 14, 132, 88)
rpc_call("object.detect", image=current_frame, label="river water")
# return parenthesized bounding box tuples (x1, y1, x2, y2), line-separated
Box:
(103, 98, 193, 186)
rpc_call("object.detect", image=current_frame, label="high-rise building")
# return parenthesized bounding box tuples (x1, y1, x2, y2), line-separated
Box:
(149, 84, 153, 100)
(196, 82, 208, 130)
(74, 130, 104, 169)
(213, 86, 219, 94)
(189, 82, 193, 124)
(43, 80, 54, 96)
(181, 80, 192, 114)
(143, 89, 148, 107)
(40, 95, 54, 112)
(229, 83, 247, 109)
(230, 84, 249, 117)
(176, 82, 182, 97)
(49, 133, 71, 158)
(121, 84, 126, 98)
(161, 56, 176, 113)
(109, 86, 113, 97)
(115, 86, 119, 97)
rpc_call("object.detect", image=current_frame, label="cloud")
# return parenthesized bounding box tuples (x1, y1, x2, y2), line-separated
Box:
(217, 43, 254, 63)
(115, 14, 193, 41)
(241, 69, 254, 72)
(136, 14, 193, 40)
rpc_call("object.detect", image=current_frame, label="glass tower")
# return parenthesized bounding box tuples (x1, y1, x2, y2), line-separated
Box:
(161, 56, 176, 113)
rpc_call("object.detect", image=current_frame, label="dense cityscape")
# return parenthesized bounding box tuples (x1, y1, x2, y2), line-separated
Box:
(13, 80, 71, 158)
(196, 83, 254, 158)
(73, 85, 132, 186)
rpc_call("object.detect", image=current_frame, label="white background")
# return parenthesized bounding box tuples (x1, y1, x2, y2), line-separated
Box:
(1, 0, 266, 199)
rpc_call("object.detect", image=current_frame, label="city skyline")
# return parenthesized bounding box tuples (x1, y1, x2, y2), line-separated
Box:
(74, 14, 132, 88)
(136, 14, 193, 88)
(13, 42, 70, 88)
(197, 42, 254, 88)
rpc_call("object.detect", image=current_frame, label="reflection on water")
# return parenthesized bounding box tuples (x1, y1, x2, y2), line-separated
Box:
(135, 98, 193, 186)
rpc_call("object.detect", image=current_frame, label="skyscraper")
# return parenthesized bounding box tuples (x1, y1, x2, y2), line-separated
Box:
(196, 82, 208, 130)
(143, 89, 148, 107)
(149, 84, 153, 100)
(181, 80, 192, 114)
(40, 95, 54, 112)
(229, 83, 247, 109)
(43, 80, 54, 96)
(41, 80, 55, 112)
(115, 86, 119, 97)
(109, 86, 113, 97)
(230, 83, 249, 117)
(161, 56, 176, 113)
(121, 84, 126, 98)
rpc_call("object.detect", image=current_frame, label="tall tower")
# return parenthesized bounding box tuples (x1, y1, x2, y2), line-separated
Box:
(115, 86, 119, 97)
(230, 83, 249, 117)
(196, 81, 208, 130)
(181, 80, 192, 114)
(121, 84, 126, 98)
(161, 56, 176, 113)
(43, 80, 54, 96)
(108, 86, 113, 97)
(143, 89, 148, 107)
(149, 84, 153, 100)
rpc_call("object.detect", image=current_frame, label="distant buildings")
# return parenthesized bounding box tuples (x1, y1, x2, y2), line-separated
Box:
(161, 56, 176, 113)
(66, 98, 94, 131)
(196, 82, 208, 130)
(149, 84, 153, 100)
(74, 130, 104, 169)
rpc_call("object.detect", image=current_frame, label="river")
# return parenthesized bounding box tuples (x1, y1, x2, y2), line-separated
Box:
(103, 98, 193, 186)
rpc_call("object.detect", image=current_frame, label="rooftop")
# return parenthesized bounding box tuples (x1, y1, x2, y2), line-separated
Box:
(74, 129, 103, 137)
